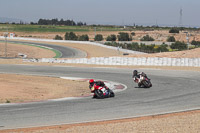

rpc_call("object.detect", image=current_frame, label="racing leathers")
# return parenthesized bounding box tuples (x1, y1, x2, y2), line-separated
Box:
(133, 72, 147, 86)
(89, 80, 109, 95)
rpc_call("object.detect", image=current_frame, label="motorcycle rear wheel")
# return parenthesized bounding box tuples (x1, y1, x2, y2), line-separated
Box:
(109, 89, 115, 97)
(143, 80, 151, 88)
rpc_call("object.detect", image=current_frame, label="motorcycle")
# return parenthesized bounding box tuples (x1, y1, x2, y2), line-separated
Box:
(133, 75, 152, 88)
(91, 85, 115, 99)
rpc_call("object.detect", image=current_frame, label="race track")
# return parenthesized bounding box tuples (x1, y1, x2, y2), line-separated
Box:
(0, 40, 87, 58)
(0, 64, 200, 130)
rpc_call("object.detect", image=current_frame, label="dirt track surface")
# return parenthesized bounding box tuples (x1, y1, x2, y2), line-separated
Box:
(0, 74, 89, 103)
(0, 42, 55, 58)
(127, 47, 200, 58)
(1, 40, 200, 133)
(2, 110, 200, 133)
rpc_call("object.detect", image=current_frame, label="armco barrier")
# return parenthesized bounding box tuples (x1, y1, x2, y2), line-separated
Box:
(24, 57, 200, 67)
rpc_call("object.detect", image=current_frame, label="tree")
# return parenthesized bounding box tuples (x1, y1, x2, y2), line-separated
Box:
(140, 35, 154, 41)
(191, 40, 200, 47)
(169, 28, 179, 33)
(37, 18, 87, 26)
(54, 35, 63, 40)
(127, 42, 139, 50)
(65, 32, 78, 40)
(77, 22, 84, 26)
(106, 34, 117, 41)
(79, 34, 89, 41)
(117, 32, 132, 41)
(167, 36, 176, 42)
(170, 41, 187, 50)
(131, 32, 135, 36)
(156, 43, 169, 52)
(94, 34, 103, 41)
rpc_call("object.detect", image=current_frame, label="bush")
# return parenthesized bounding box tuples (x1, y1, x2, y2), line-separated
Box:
(54, 35, 63, 40)
(117, 32, 132, 41)
(6, 100, 10, 103)
(137, 43, 154, 52)
(94, 34, 103, 41)
(79, 34, 89, 41)
(167, 36, 176, 42)
(104, 42, 118, 47)
(155, 43, 169, 52)
(104, 42, 170, 53)
(191, 40, 200, 47)
(65, 32, 78, 40)
(170, 41, 187, 50)
(131, 32, 135, 36)
(106, 34, 117, 41)
(169, 28, 179, 33)
(127, 42, 139, 50)
(146, 44, 155, 52)
(140, 35, 154, 41)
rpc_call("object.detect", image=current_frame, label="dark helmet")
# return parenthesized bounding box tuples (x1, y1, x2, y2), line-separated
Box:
(133, 70, 138, 76)
(89, 79, 94, 84)
(141, 72, 146, 77)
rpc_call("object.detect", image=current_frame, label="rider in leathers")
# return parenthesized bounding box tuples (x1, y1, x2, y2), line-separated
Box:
(132, 70, 148, 87)
(89, 79, 109, 96)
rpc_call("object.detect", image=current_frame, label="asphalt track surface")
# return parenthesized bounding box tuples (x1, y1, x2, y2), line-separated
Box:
(0, 64, 200, 130)
(0, 41, 200, 130)
(0, 40, 87, 58)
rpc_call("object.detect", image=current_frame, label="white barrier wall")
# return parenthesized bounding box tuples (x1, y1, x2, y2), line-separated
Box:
(24, 57, 200, 67)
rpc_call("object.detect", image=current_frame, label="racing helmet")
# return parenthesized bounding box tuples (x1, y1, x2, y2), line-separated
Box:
(89, 79, 94, 84)
(133, 70, 138, 76)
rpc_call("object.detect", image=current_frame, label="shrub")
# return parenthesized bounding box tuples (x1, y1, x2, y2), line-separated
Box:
(146, 44, 155, 52)
(131, 32, 135, 36)
(117, 32, 132, 41)
(54, 35, 63, 40)
(105, 42, 118, 47)
(169, 28, 179, 33)
(167, 36, 176, 42)
(79, 34, 89, 41)
(170, 41, 187, 50)
(191, 40, 200, 47)
(106, 34, 117, 41)
(65, 32, 78, 40)
(104, 42, 170, 53)
(6, 100, 10, 103)
(155, 43, 169, 52)
(94, 34, 103, 41)
(140, 35, 154, 41)
(127, 42, 139, 50)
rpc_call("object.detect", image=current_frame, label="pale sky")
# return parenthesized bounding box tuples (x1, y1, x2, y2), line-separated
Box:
(0, 0, 199, 27)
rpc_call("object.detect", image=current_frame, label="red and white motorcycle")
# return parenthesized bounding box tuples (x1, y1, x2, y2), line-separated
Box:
(90, 84, 115, 99)
(133, 73, 152, 88)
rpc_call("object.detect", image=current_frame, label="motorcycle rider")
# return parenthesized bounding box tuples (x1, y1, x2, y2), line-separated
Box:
(89, 79, 110, 97)
(132, 70, 148, 87)
(89, 79, 108, 90)
(89, 79, 114, 98)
